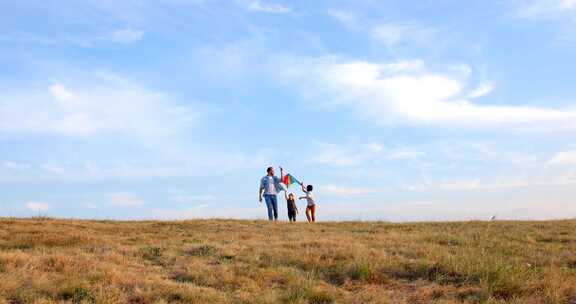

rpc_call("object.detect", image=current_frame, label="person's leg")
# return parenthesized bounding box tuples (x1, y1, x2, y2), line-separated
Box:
(271, 195, 278, 220)
(264, 195, 273, 220)
(305, 206, 312, 223)
(311, 205, 316, 222)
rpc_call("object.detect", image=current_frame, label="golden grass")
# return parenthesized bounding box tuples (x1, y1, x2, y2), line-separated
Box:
(1, 218, 575, 303)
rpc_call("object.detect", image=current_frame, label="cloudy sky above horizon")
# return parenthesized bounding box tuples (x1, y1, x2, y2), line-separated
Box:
(1, 0, 576, 221)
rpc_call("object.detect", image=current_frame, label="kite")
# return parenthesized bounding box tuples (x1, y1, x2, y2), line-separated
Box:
(281, 173, 301, 188)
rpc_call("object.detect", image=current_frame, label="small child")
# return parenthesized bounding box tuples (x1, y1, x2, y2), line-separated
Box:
(299, 183, 316, 223)
(284, 191, 298, 222)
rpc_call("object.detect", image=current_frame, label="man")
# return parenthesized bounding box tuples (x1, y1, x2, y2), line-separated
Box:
(259, 166, 284, 220)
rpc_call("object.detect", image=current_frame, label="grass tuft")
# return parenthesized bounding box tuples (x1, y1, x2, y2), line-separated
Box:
(57, 286, 95, 304)
(184, 245, 219, 257)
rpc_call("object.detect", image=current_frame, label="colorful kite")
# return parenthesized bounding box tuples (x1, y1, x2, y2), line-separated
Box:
(281, 173, 300, 188)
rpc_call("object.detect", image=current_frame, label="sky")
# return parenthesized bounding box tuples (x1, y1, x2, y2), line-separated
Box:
(1, 0, 576, 221)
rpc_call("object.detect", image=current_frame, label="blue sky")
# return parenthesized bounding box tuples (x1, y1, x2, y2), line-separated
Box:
(1, 0, 576, 221)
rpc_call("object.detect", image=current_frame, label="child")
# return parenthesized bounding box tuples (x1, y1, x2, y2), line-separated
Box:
(284, 191, 298, 222)
(299, 183, 316, 223)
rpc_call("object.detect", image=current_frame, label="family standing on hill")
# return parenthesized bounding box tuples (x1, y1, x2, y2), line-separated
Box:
(258, 166, 316, 222)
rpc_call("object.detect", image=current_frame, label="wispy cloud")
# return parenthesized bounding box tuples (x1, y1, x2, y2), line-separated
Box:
(281, 57, 576, 128)
(331, 199, 576, 221)
(401, 175, 576, 192)
(81, 202, 101, 210)
(1, 28, 145, 47)
(318, 184, 377, 196)
(70, 28, 146, 46)
(0, 147, 272, 182)
(171, 194, 216, 203)
(466, 82, 494, 99)
(195, 39, 267, 78)
(518, 0, 576, 17)
(312, 141, 425, 168)
(26, 201, 50, 212)
(513, 1, 576, 46)
(109, 29, 145, 43)
(2, 161, 31, 170)
(327, 10, 438, 48)
(0, 71, 196, 138)
(313, 142, 385, 167)
(549, 150, 576, 164)
(107, 192, 144, 206)
(327, 10, 359, 30)
(244, 0, 291, 13)
(41, 164, 67, 175)
(371, 23, 437, 47)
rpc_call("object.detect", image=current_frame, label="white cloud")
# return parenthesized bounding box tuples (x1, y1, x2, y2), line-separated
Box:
(549, 150, 576, 164)
(312, 142, 424, 168)
(0, 71, 196, 138)
(3, 28, 146, 47)
(355, 199, 576, 221)
(2, 161, 31, 170)
(386, 149, 427, 161)
(313, 142, 382, 167)
(327, 10, 358, 29)
(518, 0, 576, 17)
(401, 179, 520, 192)
(171, 194, 216, 203)
(371, 23, 436, 47)
(41, 164, 67, 175)
(467, 82, 494, 99)
(109, 29, 145, 43)
(559, 0, 576, 10)
(26, 201, 50, 212)
(81, 202, 101, 209)
(196, 39, 267, 78)
(49, 84, 75, 102)
(318, 184, 377, 196)
(401, 174, 576, 192)
(0, 147, 272, 182)
(107, 192, 144, 206)
(281, 57, 576, 128)
(246, 0, 291, 13)
(0, 162, 195, 181)
(327, 10, 439, 49)
(439, 141, 542, 164)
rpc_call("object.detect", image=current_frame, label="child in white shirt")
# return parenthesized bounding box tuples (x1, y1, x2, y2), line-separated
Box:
(299, 184, 316, 223)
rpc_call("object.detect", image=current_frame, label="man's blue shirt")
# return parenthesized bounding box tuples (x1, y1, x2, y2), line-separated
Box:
(260, 175, 284, 195)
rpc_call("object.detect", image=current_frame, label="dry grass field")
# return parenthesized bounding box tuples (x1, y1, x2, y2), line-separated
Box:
(0, 218, 575, 304)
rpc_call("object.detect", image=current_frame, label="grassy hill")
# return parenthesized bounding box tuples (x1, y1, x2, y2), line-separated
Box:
(0, 218, 575, 304)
